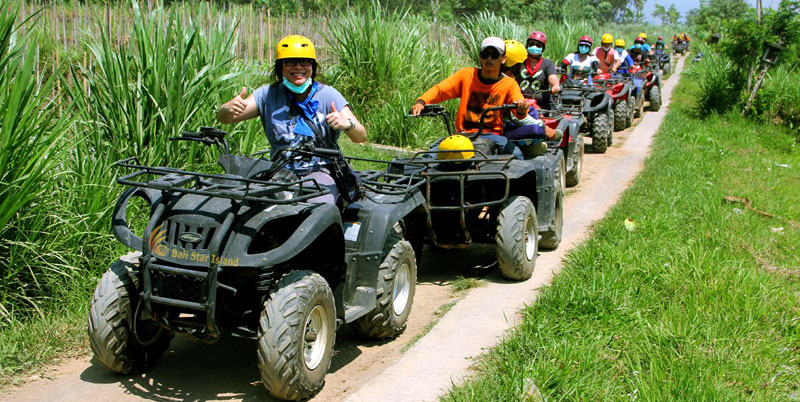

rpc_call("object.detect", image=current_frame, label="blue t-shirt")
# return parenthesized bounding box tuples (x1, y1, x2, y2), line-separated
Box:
(253, 82, 348, 172)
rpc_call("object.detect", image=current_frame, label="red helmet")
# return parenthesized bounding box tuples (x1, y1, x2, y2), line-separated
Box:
(528, 31, 547, 48)
(578, 35, 593, 46)
(658, 35, 664, 40)
(634, 36, 646, 43)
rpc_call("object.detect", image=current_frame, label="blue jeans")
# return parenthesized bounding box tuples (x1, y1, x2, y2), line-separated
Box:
(479, 134, 523, 160)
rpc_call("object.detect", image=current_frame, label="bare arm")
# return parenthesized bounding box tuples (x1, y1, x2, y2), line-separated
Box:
(217, 87, 259, 124)
(548, 73, 561, 94)
(325, 102, 367, 143)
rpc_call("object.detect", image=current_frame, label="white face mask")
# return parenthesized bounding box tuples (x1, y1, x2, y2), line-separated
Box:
(603, 46, 611, 51)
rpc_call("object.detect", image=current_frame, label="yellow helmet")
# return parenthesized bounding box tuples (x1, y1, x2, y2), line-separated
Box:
(615, 38, 626, 47)
(601, 33, 613, 45)
(639, 32, 648, 40)
(438, 135, 474, 160)
(503, 39, 527, 67)
(276, 35, 317, 61)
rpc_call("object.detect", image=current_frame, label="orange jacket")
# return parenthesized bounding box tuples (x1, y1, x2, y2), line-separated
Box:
(417, 67, 525, 134)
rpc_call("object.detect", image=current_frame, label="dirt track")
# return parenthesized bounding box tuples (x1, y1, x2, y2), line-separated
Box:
(2, 56, 685, 402)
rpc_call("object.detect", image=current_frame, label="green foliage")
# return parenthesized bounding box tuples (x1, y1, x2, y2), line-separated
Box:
(444, 74, 800, 402)
(686, 44, 743, 114)
(686, 0, 750, 33)
(324, 2, 457, 147)
(0, 3, 76, 318)
(751, 65, 800, 136)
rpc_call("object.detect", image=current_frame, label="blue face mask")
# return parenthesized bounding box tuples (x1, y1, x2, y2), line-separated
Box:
(283, 77, 313, 94)
(634, 43, 643, 50)
(527, 45, 543, 56)
(615, 47, 624, 54)
(578, 45, 590, 55)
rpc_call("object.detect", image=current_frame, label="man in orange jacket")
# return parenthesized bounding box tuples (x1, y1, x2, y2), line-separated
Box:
(411, 37, 530, 159)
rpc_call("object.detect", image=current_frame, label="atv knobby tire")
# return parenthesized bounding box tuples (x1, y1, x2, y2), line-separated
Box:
(88, 259, 172, 375)
(626, 96, 635, 127)
(352, 236, 417, 339)
(496, 196, 538, 280)
(662, 63, 671, 75)
(613, 99, 627, 132)
(565, 138, 583, 187)
(258, 271, 336, 401)
(634, 92, 644, 118)
(557, 152, 566, 192)
(590, 112, 609, 153)
(648, 85, 662, 111)
(539, 189, 563, 250)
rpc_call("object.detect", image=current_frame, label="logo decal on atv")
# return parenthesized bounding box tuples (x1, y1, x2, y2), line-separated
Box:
(148, 224, 170, 257)
(179, 232, 203, 244)
(147, 223, 239, 266)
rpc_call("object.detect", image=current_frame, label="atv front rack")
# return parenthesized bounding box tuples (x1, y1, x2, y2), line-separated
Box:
(390, 150, 514, 247)
(116, 157, 330, 204)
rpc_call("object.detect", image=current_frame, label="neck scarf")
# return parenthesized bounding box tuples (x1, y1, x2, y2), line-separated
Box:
(286, 81, 319, 137)
(525, 57, 543, 77)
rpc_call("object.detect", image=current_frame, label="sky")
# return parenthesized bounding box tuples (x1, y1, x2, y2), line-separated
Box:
(643, 0, 779, 23)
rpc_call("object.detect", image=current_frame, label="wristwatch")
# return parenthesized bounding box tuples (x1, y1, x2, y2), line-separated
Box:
(345, 117, 356, 131)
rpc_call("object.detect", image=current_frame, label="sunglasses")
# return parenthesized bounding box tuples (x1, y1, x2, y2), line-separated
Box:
(283, 59, 313, 67)
(480, 48, 503, 60)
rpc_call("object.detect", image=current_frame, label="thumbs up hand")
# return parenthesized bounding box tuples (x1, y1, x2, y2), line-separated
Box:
(229, 87, 248, 118)
(325, 101, 350, 131)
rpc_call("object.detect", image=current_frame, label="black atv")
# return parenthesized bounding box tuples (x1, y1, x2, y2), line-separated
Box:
(88, 127, 427, 401)
(532, 95, 586, 188)
(558, 76, 614, 154)
(391, 104, 564, 278)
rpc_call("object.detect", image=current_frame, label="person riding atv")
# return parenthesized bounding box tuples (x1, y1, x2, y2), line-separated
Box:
(628, 36, 649, 66)
(410, 36, 533, 159)
(501, 39, 557, 142)
(615, 39, 635, 73)
(217, 35, 366, 204)
(560, 35, 600, 84)
(517, 30, 561, 110)
(654, 35, 668, 53)
(593, 33, 620, 74)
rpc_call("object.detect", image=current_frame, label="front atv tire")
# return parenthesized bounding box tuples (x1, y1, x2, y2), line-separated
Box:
(613, 99, 627, 132)
(352, 236, 417, 339)
(496, 196, 538, 280)
(88, 260, 172, 375)
(258, 271, 336, 401)
(565, 137, 583, 187)
(648, 85, 662, 111)
(590, 112, 609, 153)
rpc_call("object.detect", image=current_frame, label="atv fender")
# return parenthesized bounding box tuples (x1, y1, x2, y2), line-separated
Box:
(520, 154, 561, 233)
(584, 92, 611, 113)
(232, 202, 343, 268)
(339, 192, 425, 323)
(112, 187, 163, 251)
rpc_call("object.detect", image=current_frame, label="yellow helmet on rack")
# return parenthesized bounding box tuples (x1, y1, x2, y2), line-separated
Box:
(276, 35, 317, 61)
(438, 135, 474, 160)
(601, 33, 613, 45)
(504, 39, 527, 67)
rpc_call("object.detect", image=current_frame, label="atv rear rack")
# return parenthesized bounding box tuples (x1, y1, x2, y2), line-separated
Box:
(116, 157, 330, 204)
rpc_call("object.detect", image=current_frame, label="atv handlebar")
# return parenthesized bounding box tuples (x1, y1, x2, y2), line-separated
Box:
(170, 126, 231, 154)
(469, 104, 518, 139)
(405, 104, 453, 137)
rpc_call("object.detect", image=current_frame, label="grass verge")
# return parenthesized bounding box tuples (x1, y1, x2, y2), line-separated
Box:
(443, 72, 800, 400)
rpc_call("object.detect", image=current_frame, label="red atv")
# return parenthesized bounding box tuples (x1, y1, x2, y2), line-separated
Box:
(592, 72, 635, 133)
